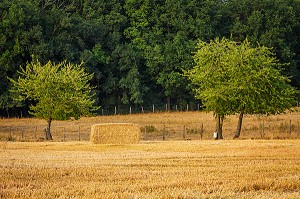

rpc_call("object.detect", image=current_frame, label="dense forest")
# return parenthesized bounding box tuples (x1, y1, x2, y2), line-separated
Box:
(1, 0, 300, 117)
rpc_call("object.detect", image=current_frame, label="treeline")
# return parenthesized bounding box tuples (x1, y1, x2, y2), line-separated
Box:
(1, 0, 300, 116)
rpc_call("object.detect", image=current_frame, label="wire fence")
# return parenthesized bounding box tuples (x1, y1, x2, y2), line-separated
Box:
(140, 120, 300, 140)
(99, 104, 202, 115)
(1, 119, 300, 142)
(0, 125, 90, 142)
(0, 104, 202, 119)
(0, 124, 210, 142)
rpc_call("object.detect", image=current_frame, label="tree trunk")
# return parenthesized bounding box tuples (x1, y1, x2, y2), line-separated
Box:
(215, 114, 224, 139)
(167, 96, 171, 112)
(45, 118, 53, 140)
(6, 109, 9, 118)
(219, 116, 224, 139)
(117, 94, 121, 113)
(234, 111, 244, 139)
(214, 116, 218, 139)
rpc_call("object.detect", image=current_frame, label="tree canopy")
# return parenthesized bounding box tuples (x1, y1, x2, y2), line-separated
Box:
(186, 38, 298, 139)
(9, 59, 97, 139)
(1, 0, 300, 116)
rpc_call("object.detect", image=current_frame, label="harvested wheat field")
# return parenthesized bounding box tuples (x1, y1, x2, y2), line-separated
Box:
(1, 140, 300, 198)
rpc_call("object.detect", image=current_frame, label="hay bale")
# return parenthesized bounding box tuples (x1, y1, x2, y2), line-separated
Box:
(90, 123, 140, 144)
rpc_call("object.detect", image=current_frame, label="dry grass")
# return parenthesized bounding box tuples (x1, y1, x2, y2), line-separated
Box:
(1, 111, 300, 141)
(90, 123, 140, 144)
(0, 140, 299, 198)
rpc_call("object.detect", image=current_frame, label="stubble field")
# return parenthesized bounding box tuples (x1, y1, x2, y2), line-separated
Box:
(0, 111, 300, 198)
(1, 140, 300, 198)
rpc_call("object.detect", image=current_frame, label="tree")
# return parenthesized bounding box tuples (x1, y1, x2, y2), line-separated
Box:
(10, 59, 97, 140)
(2, 0, 300, 117)
(228, 0, 300, 88)
(124, 0, 228, 110)
(115, 43, 148, 106)
(0, 87, 23, 117)
(185, 38, 236, 139)
(228, 40, 298, 138)
(0, 0, 42, 114)
(186, 38, 298, 139)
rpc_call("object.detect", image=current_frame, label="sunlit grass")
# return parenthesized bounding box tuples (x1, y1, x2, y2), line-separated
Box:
(1, 140, 299, 198)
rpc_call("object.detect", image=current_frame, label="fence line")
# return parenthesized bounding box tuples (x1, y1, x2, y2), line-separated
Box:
(0, 125, 90, 142)
(2, 103, 300, 119)
(1, 104, 202, 119)
(100, 104, 202, 116)
(1, 118, 300, 142)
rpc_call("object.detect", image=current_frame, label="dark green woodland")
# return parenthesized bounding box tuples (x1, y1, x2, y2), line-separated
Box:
(1, 0, 300, 116)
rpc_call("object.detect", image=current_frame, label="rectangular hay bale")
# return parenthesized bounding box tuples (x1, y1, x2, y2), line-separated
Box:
(90, 123, 140, 144)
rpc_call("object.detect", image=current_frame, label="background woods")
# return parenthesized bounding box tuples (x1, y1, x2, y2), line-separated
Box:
(1, 0, 300, 116)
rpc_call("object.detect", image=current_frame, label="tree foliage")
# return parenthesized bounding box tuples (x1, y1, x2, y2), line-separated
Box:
(10, 59, 97, 139)
(186, 38, 298, 139)
(228, 0, 300, 86)
(1, 0, 300, 116)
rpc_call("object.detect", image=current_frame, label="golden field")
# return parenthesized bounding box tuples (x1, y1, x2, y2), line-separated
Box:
(0, 111, 300, 141)
(0, 111, 300, 198)
(0, 140, 300, 198)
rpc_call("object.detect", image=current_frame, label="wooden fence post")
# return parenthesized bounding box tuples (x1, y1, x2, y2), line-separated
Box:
(34, 126, 37, 139)
(261, 120, 265, 138)
(289, 119, 292, 134)
(9, 127, 12, 139)
(298, 121, 300, 138)
(200, 123, 204, 139)
(63, 127, 66, 142)
(144, 126, 147, 140)
(78, 126, 81, 141)
(141, 106, 144, 113)
(21, 128, 24, 141)
(162, 125, 166, 141)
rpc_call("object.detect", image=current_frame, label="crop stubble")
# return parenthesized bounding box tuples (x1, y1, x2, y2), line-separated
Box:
(0, 140, 299, 198)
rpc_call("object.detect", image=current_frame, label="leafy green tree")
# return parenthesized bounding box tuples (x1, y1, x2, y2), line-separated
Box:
(186, 38, 298, 139)
(228, 0, 300, 87)
(115, 43, 148, 105)
(186, 38, 236, 139)
(0, 87, 23, 117)
(0, 0, 42, 113)
(2, 0, 300, 117)
(10, 59, 97, 140)
(124, 0, 228, 109)
(229, 40, 298, 138)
